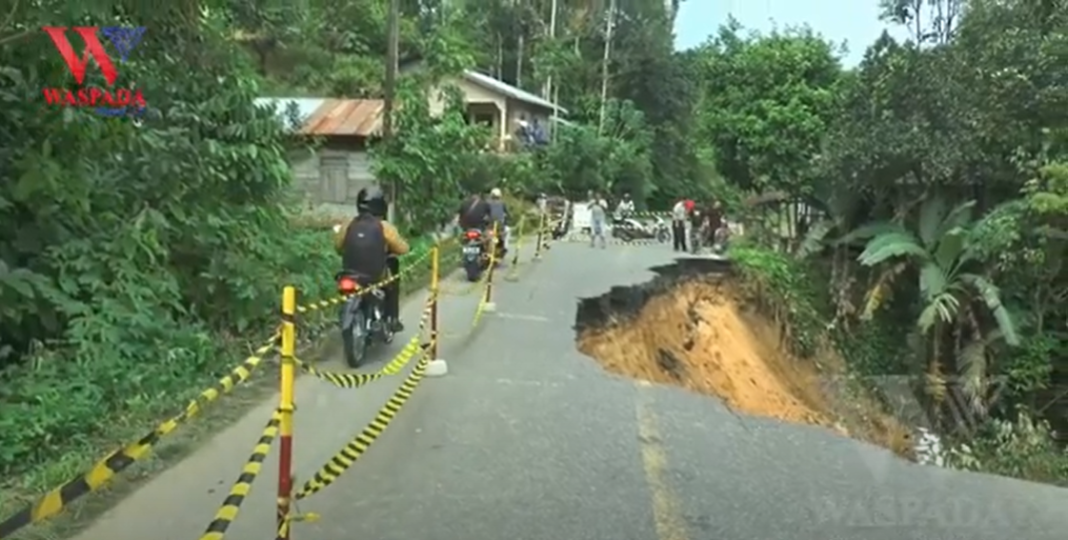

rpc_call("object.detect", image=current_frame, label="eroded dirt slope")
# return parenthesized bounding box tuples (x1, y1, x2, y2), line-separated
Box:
(576, 271, 912, 456)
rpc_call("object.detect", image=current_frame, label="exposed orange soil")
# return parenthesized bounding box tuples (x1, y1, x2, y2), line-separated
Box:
(578, 279, 913, 455)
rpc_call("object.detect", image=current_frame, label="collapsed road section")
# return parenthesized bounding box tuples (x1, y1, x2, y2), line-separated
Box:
(574, 258, 914, 457)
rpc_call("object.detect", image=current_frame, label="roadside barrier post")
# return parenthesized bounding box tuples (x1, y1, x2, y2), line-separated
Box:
(533, 211, 545, 261)
(277, 286, 296, 540)
(430, 245, 440, 359)
(505, 216, 525, 282)
(483, 222, 498, 312)
(426, 244, 448, 377)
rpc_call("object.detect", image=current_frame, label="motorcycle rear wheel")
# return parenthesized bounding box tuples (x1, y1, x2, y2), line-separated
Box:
(342, 311, 369, 368)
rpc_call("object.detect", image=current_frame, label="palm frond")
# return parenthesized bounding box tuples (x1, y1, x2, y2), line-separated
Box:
(918, 193, 947, 248)
(958, 339, 988, 413)
(834, 221, 902, 246)
(857, 231, 928, 266)
(933, 228, 966, 272)
(796, 219, 833, 259)
(916, 292, 959, 333)
(936, 200, 977, 239)
(959, 273, 1020, 346)
(861, 262, 906, 319)
(919, 262, 948, 299)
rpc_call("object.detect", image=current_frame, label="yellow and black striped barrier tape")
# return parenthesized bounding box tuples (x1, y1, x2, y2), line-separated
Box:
(563, 235, 664, 246)
(0, 338, 279, 539)
(198, 411, 281, 540)
(293, 297, 434, 388)
(470, 231, 500, 328)
(292, 346, 433, 500)
(294, 248, 435, 315)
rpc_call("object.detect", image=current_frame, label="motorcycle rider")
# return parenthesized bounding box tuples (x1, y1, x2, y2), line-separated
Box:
(614, 191, 635, 220)
(687, 199, 703, 253)
(458, 191, 490, 231)
(487, 188, 509, 258)
(704, 200, 725, 247)
(334, 186, 410, 332)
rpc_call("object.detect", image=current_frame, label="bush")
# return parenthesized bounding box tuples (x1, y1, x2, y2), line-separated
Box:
(727, 243, 827, 357)
(943, 409, 1068, 485)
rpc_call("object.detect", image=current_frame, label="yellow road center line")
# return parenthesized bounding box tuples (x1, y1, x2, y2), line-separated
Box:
(635, 383, 690, 540)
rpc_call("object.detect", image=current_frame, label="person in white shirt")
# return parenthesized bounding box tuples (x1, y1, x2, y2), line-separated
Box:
(614, 191, 635, 220)
(670, 199, 688, 252)
(589, 192, 609, 248)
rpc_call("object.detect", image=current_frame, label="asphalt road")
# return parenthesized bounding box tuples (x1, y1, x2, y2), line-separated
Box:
(72, 240, 1068, 540)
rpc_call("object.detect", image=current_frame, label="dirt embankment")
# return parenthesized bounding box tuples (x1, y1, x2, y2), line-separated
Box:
(575, 265, 913, 457)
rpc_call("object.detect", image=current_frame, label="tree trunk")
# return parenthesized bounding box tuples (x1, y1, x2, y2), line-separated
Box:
(597, 0, 616, 134)
(496, 34, 504, 77)
(516, 33, 525, 86)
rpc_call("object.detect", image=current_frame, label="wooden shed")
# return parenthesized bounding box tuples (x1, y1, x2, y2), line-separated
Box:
(255, 97, 384, 218)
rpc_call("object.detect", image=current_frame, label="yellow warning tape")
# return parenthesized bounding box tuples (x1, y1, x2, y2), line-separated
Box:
(470, 229, 500, 328)
(0, 338, 278, 540)
(198, 412, 280, 540)
(295, 248, 435, 314)
(563, 235, 663, 246)
(294, 296, 434, 388)
(293, 349, 432, 500)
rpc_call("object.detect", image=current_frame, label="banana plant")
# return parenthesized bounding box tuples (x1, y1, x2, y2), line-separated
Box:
(851, 194, 1020, 411)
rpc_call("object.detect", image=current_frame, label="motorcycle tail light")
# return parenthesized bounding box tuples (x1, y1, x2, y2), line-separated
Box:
(338, 277, 359, 293)
(465, 230, 481, 240)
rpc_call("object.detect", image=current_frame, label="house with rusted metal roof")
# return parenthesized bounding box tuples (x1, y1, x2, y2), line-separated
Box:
(404, 65, 567, 151)
(255, 97, 383, 216)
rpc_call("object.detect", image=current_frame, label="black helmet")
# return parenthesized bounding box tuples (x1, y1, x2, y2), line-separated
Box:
(356, 186, 388, 218)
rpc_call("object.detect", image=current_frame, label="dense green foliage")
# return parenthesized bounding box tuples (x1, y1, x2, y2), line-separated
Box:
(2, 0, 1066, 499)
(711, 0, 1068, 477)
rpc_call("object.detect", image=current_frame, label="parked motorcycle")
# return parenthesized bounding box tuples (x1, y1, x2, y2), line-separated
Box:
(651, 216, 670, 243)
(336, 273, 395, 368)
(610, 216, 661, 241)
(711, 222, 731, 254)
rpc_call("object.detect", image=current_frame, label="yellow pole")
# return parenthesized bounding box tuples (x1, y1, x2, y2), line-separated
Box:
(484, 222, 498, 304)
(533, 211, 546, 260)
(429, 246, 440, 360)
(277, 286, 296, 540)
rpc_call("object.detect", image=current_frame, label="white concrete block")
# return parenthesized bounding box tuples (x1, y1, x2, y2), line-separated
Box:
(425, 359, 449, 377)
(482, 302, 497, 312)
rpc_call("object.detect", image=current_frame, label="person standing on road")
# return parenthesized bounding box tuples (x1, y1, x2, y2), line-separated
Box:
(703, 199, 724, 247)
(589, 192, 609, 248)
(671, 198, 688, 252)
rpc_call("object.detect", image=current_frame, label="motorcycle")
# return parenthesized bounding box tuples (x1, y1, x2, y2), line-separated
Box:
(652, 216, 670, 243)
(610, 216, 661, 242)
(336, 272, 395, 368)
(461, 228, 487, 282)
(711, 222, 731, 254)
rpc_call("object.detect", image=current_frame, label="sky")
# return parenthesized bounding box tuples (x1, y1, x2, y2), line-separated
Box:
(674, 0, 907, 66)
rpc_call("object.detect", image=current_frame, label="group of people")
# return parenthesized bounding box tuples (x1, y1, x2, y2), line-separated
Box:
(331, 186, 513, 335)
(330, 187, 727, 336)
(457, 188, 510, 257)
(586, 190, 635, 248)
(670, 198, 726, 252)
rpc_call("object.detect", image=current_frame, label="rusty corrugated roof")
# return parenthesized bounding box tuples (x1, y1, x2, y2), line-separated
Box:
(301, 99, 384, 137)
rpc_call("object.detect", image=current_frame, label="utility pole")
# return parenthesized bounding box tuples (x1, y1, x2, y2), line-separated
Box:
(383, 0, 400, 139)
(597, 0, 616, 135)
(383, 0, 400, 218)
(544, 0, 558, 139)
